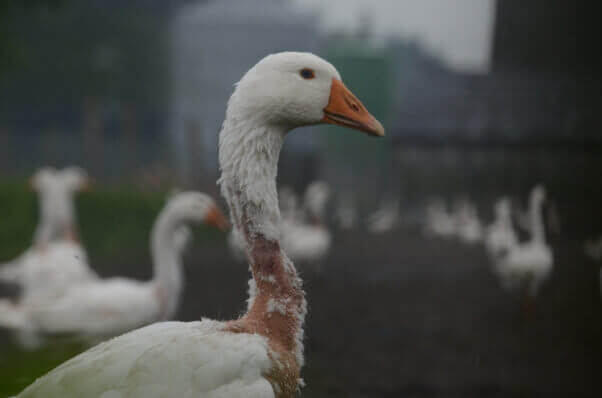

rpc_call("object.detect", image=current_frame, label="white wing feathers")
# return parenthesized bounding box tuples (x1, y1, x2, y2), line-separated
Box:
(18, 321, 275, 398)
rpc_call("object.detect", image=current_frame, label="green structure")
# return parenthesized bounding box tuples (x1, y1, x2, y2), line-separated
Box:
(319, 36, 394, 203)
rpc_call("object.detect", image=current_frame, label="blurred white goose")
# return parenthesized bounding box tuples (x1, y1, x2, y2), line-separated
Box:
(485, 197, 518, 259)
(281, 181, 332, 265)
(0, 167, 95, 301)
(423, 197, 456, 238)
(453, 199, 483, 244)
(494, 185, 553, 299)
(367, 196, 399, 233)
(0, 192, 227, 339)
(17, 52, 384, 398)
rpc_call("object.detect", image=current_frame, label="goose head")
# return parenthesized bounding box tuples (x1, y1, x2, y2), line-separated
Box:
(163, 191, 228, 231)
(29, 167, 57, 192)
(227, 52, 384, 136)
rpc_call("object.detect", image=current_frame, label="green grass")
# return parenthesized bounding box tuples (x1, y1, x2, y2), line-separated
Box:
(0, 337, 89, 397)
(0, 179, 38, 262)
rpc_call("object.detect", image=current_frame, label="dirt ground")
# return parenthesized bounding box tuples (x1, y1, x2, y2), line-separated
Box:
(1, 230, 600, 397)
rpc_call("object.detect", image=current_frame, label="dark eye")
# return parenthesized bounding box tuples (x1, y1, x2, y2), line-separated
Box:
(299, 68, 315, 79)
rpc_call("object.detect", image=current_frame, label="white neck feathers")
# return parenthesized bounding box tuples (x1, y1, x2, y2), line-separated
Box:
(218, 117, 284, 242)
(150, 210, 185, 319)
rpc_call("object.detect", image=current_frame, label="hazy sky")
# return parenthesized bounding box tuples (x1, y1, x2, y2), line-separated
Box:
(291, 0, 497, 73)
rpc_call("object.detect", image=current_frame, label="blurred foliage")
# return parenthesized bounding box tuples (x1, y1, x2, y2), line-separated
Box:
(0, 0, 171, 130)
(319, 36, 391, 162)
(0, 0, 67, 76)
(0, 180, 221, 262)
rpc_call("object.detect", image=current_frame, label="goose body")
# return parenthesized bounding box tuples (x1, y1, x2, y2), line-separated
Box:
(2, 192, 226, 339)
(24, 279, 162, 337)
(18, 320, 275, 398)
(494, 240, 553, 296)
(17, 52, 384, 397)
(2, 241, 93, 305)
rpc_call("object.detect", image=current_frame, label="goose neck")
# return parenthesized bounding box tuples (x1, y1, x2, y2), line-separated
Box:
(219, 119, 285, 241)
(529, 197, 545, 243)
(219, 119, 306, 366)
(150, 211, 184, 319)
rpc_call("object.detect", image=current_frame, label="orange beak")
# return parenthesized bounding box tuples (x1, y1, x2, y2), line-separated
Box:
(321, 78, 385, 137)
(205, 205, 229, 232)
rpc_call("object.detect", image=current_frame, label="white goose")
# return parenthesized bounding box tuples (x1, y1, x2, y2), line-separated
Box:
(494, 185, 553, 300)
(0, 167, 96, 302)
(17, 52, 384, 397)
(485, 197, 518, 259)
(0, 192, 227, 339)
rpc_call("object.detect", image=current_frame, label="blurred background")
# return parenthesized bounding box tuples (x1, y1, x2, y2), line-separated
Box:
(0, 0, 600, 397)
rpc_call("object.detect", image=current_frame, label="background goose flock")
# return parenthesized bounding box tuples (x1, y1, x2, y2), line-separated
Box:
(1, 1, 600, 397)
